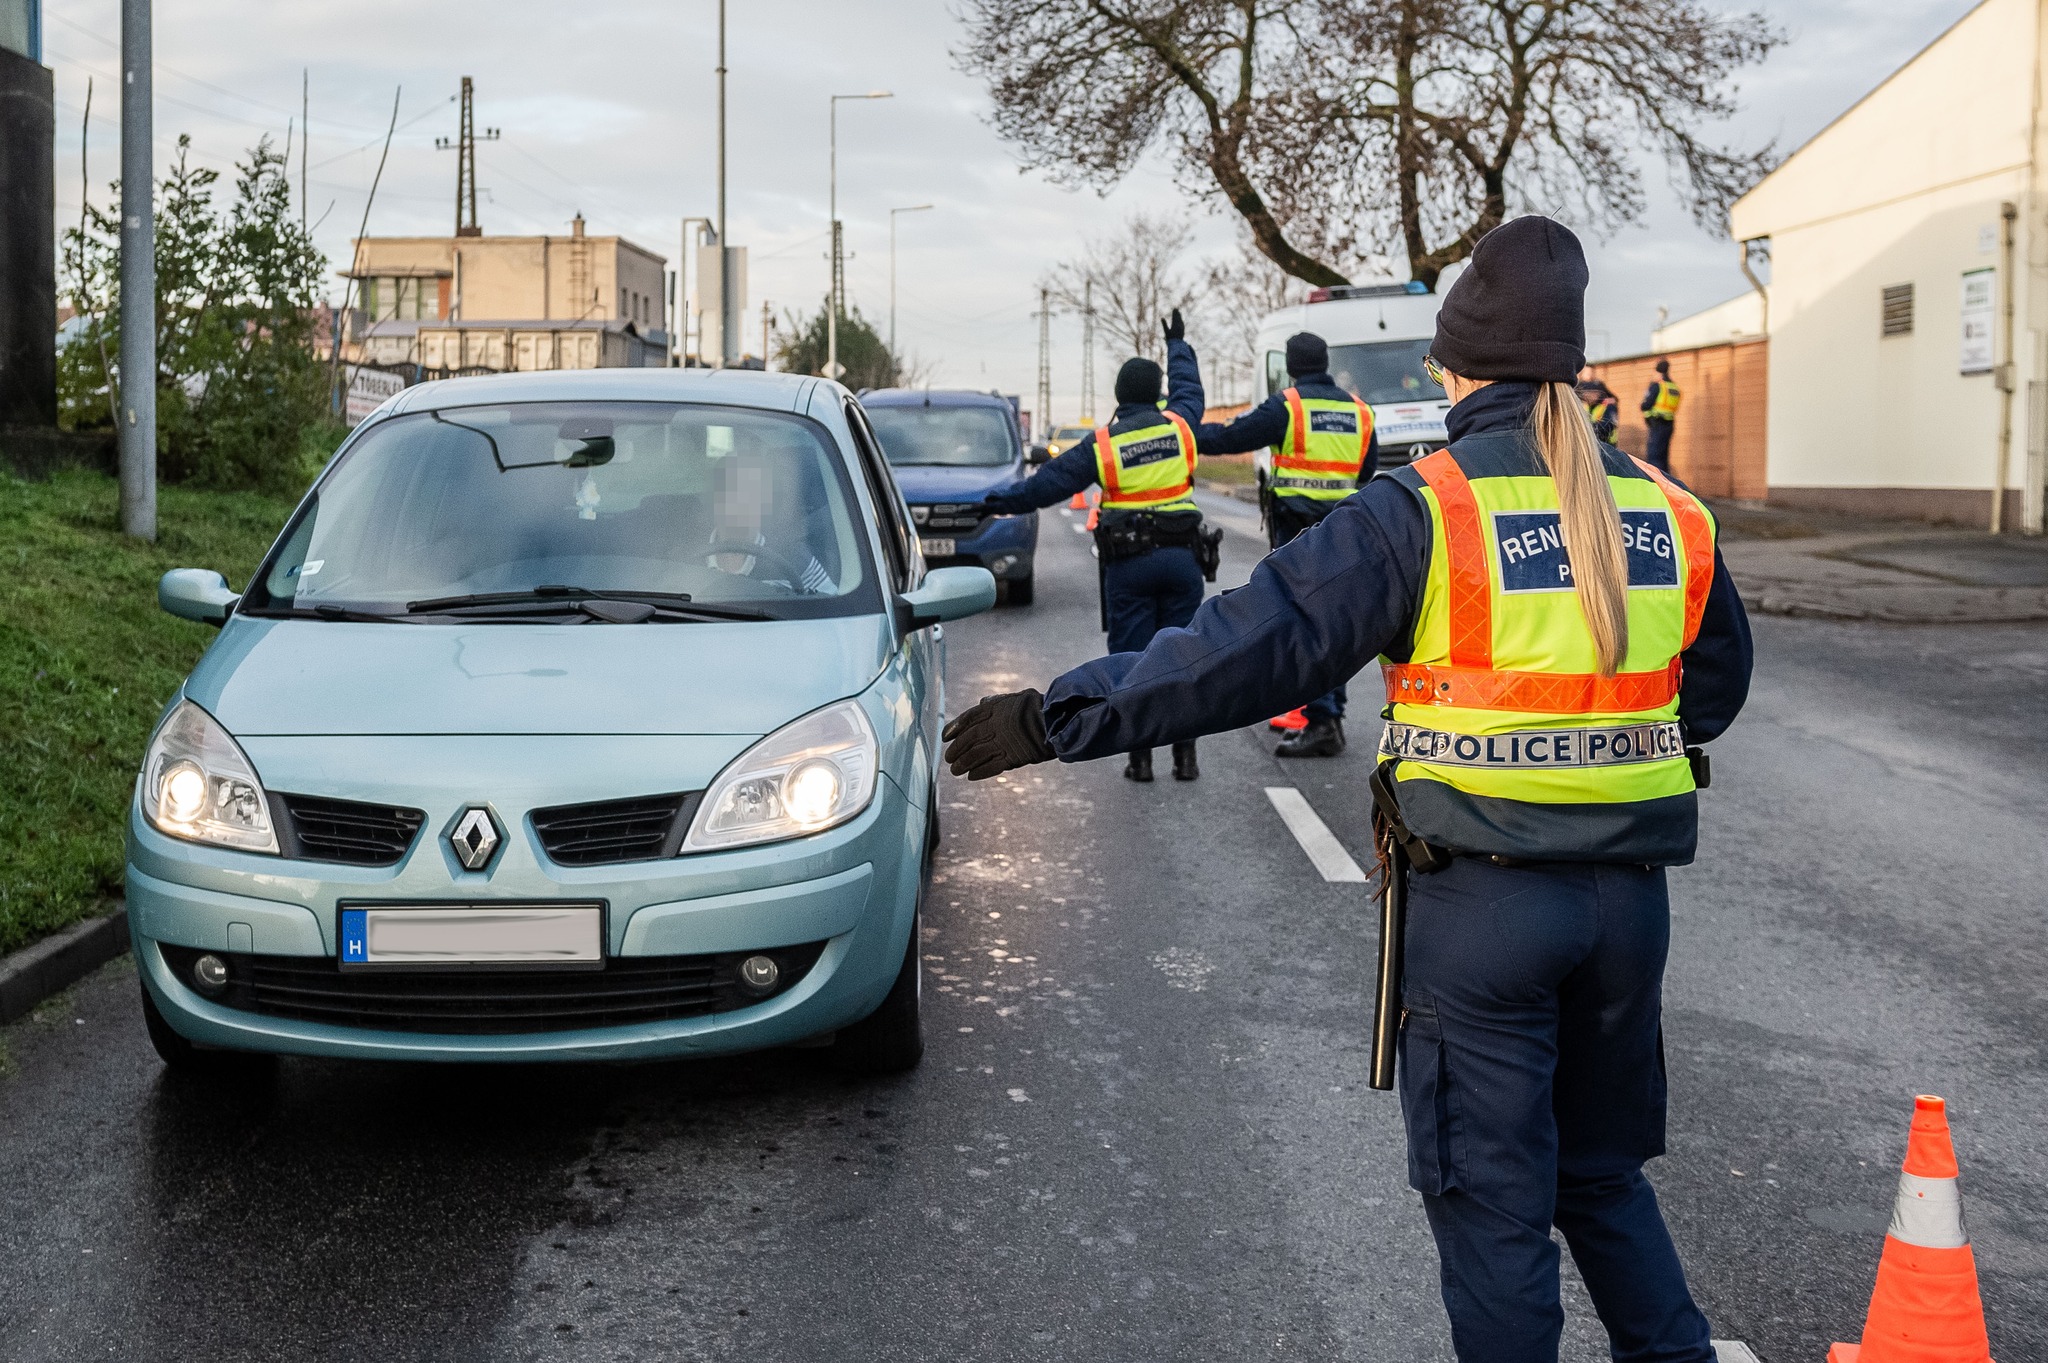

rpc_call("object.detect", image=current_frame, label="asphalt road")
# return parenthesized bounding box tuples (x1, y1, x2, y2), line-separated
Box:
(3, 490, 2044, 1361)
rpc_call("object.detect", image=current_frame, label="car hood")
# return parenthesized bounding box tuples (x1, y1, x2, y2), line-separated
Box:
(185, 614, 894, 737)
(888, 463, 1022, 503)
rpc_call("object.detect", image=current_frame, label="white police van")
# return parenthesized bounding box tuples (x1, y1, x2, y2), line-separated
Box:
(1251, 281, 1450, 478)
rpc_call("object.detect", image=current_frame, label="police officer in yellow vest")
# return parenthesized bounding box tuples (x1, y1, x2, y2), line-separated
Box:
(1194, 331, 1378, 757)
(942, 217, 1753, 1363)
(1641, 358, 1681, 471)
(978, 309, 1211, 782)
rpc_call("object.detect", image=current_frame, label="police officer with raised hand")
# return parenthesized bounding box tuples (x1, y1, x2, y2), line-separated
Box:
(976, 308, 1211, 783)
(1193, 330, 1376, 758)
(943, 216, 1753, 1363)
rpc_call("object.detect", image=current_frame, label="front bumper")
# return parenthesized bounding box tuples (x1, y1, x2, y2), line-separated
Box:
(915, 507, 1037, 579)
(128, 780, 926, 1062)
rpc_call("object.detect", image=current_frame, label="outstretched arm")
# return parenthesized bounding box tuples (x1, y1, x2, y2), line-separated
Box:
(1197, 394, 1287, 455)
(1163, 333, 1205, 428)
(944, 479, 1431, 776)
(981, 438, 1100, 514)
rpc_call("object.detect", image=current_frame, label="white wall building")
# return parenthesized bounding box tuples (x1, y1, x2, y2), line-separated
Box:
(1729, 0, 2048, 531)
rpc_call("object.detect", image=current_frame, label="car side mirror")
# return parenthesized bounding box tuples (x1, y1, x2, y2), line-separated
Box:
(1027, 444, 1050, 465)
(159, 568, 239, 626)
(898, 566, 996, 631)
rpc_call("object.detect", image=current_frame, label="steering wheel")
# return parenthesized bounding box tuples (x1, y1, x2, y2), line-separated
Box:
(703, 539, 815, 587)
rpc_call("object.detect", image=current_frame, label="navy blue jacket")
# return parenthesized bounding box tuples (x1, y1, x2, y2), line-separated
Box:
(983, 340, 1207, 513)
(1041, 381, 1751, 758)
(1195, 371, 1380, 484)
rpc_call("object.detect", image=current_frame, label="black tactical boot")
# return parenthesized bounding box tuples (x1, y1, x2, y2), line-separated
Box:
(1123, 749, 1154, 782)
(1275, 717, 1345, 758)
(1171, 741, 1199, 781)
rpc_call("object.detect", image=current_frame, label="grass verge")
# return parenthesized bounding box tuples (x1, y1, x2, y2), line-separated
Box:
(0, 469, 299, 956)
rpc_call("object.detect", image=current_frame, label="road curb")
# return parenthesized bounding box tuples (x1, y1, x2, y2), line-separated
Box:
(0, 905, 130, 1025)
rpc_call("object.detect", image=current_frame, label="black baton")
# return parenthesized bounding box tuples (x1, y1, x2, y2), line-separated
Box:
(1368, 838, 1408, 1092)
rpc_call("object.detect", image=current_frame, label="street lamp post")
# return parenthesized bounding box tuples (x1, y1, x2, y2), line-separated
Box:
(827, 90, 890, 382)
(888, 203, 932, 359)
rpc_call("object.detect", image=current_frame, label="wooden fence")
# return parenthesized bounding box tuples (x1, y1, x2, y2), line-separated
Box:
(1585, 339, 1768, 501)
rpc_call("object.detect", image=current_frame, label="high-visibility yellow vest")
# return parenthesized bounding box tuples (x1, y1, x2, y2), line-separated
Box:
(1094, 413, 1198, 513)
(1271, 388, 1373, 502)
(1648, 379, 1681, 420)
(1380, 442, 1717, 864)
(1585, 397, 1616, 427)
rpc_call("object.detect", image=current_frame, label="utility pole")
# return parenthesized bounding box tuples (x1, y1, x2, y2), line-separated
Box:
(1080, 279, 1096, 421)
(119, 0, 155, 540)
(760, 300, 773, 370)
(888, 203, 932, 357)
(436, 77, 499, 237)
(679, 216, 714, 365)
(1035, 288, 1053, 444)
(300, 70, 308, 232)
(716, 0, 735, 366)
(827, 90, 891, 381)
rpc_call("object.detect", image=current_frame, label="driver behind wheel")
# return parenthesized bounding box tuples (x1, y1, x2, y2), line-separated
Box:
(706, 454, 835, 594)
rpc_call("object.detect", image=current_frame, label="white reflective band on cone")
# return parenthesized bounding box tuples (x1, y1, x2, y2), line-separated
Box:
(1888, 1171, 1969, 1248)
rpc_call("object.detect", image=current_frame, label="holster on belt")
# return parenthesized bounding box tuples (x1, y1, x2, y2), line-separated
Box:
(1368, 761, 1454, 875)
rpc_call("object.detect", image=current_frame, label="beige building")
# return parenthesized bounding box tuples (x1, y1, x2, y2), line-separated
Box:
(344, 215, 670, 371)
(1729, 0, 2048, 531)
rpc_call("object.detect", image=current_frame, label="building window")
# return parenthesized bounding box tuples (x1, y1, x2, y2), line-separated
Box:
(364, 276, 442, 322)
(1881, 283, 1914, 337)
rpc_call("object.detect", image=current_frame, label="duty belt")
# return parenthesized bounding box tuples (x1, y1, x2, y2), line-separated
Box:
(1379, 720, 1685, 769)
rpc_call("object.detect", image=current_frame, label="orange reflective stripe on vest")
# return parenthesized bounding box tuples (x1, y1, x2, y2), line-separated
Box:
(1278, 389, 1370, 474)
(1095, 412, 1197, 508)
(1385, 447, 1693, 715)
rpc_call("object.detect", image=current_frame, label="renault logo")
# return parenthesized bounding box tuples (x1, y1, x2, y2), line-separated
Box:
(447, 806, 502, 871)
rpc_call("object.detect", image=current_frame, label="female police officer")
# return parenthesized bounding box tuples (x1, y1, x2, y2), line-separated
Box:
(940, 216, 1751, 1363)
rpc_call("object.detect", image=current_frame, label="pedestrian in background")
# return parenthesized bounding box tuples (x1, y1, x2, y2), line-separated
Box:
(941, 215, 1752, 1363)
(1191, 329, 1377, 757)
(1642, 358, 1681, 470)
(1578, 374, 1619, 444)
(976, 309, 1211, 783)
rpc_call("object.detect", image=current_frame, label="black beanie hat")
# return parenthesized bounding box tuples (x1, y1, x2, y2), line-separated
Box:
(1115, 357, 1162, 406)
(1284, 332, 1328, 377)
(1429, 216, 1587, 383)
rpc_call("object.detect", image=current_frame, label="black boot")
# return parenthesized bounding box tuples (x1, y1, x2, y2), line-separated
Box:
(1171, 741, 1199, 781)
(1123, 749, 1154, 782)
(1275, 717, 1345, 758)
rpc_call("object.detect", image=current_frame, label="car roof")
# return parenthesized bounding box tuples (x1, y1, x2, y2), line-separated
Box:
(382, 366, 824, 416)
(858, 387, 1011, 408)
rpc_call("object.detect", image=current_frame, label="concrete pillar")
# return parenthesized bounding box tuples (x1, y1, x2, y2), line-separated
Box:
(0, 43, 56, 430)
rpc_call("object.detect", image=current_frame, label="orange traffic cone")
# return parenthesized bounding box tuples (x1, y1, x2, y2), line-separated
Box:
(1829, 1095, 1995, 1363)
(1268, 708, 1309, 732)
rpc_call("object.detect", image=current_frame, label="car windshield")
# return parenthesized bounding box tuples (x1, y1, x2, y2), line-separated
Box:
(246, 401, 877, 619)
(1049, 426, 1093, 446)
(1327, 339, 1446, 405)
(864, 404, 1016, 467)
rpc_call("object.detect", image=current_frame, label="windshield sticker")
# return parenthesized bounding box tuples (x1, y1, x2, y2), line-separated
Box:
(1492, 509, 1679, 593)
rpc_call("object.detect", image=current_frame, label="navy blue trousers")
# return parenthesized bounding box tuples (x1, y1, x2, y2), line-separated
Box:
(1644, 419, 1675, 472)
(1268, 500, 1345, 721)
(1397, 858, 1713, 1363)
(1103, 546, 1205, 657)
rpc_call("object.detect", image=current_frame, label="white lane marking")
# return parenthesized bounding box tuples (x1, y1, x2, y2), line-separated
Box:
(1264, 787, 1368, 883)
(1712, 1344, 1763, 1363)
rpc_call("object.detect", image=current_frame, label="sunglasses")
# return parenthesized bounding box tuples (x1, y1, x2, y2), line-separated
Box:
(1422, 353, 1445, 387)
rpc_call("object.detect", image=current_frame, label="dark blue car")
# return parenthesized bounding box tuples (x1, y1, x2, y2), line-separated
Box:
(859, 389, 1040, 605)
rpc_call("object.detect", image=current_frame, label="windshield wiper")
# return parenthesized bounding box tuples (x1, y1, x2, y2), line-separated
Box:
(242, 604, 420, 623)
(404, 587, 770, 622)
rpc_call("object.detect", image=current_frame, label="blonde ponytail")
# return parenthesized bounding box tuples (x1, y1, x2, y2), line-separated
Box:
(1531, 382, 1629, 675)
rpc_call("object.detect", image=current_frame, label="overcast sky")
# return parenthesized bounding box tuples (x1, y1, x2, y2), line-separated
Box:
(44, 0, 1974, 419)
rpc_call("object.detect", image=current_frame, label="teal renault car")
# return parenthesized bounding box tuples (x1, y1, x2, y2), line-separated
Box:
(131, 368, 994, 1076)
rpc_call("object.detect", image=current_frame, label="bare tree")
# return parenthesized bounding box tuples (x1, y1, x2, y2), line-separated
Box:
(959, 0, 1780, 290)
(1043, 213, 1196, 366)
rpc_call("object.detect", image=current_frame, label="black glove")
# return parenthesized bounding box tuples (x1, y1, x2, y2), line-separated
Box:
(942, 689, 1055, 781)
(1162, 308, 1185, 344)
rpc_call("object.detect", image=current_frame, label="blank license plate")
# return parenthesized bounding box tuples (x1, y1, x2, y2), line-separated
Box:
(338, 904, 603, 969)
(920, 537, 955, 557)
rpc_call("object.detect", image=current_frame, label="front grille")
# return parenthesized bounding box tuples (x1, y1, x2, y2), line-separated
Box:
(275, 793, 426, 866)
(160, 942, 827, 1035)
(913, 502, 989, 535)
(530, 792, 699, 866)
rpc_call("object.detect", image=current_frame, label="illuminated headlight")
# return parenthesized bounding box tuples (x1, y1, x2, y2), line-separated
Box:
(140, 699, 278, 853)
(682, 699, 878, 852)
